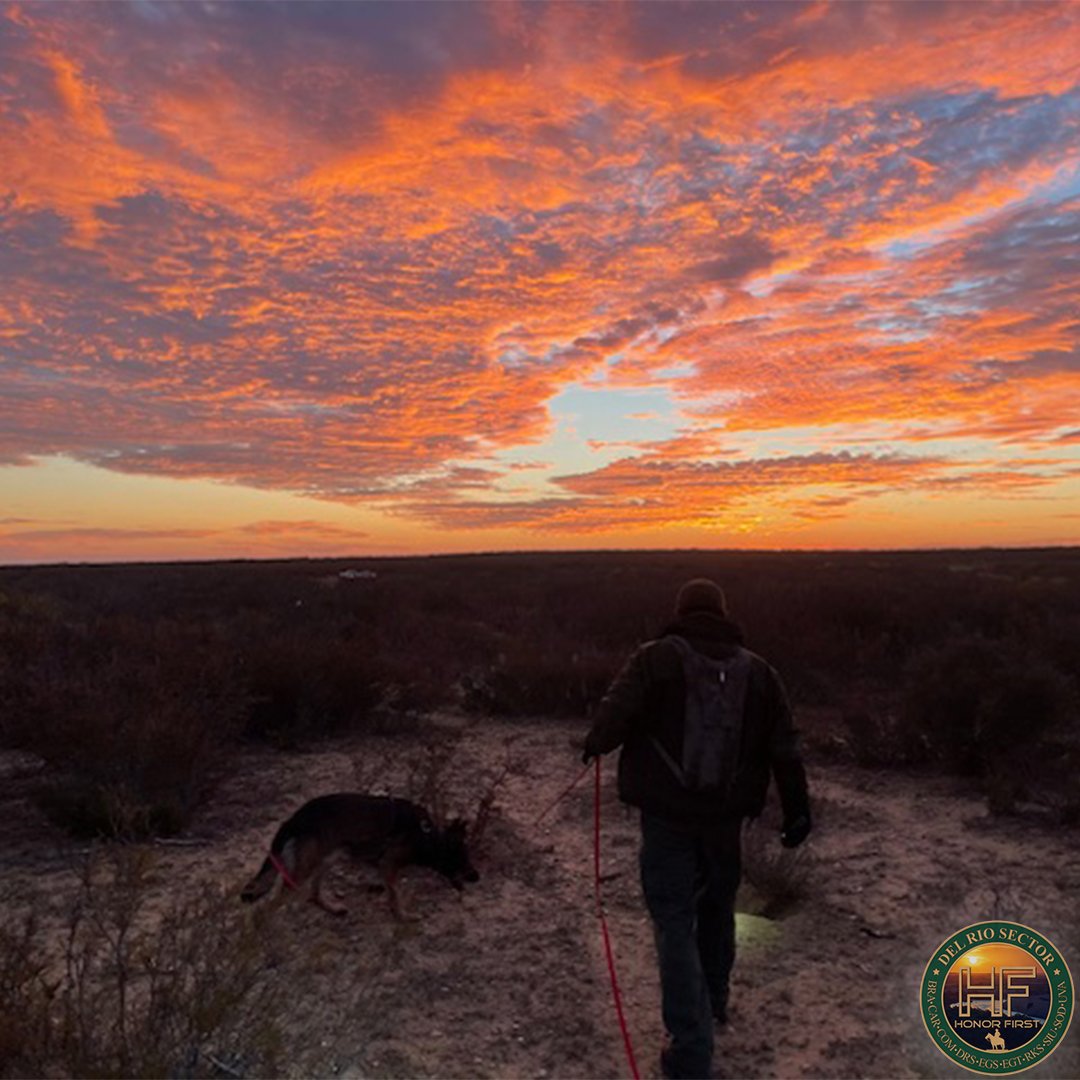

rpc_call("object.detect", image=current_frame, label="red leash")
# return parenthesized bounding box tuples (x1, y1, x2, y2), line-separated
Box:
(535, 756, 642, 1078)
(533, 760, 593, 825)
(594, 757, 641, 1080)
(268, 850, 298, 891)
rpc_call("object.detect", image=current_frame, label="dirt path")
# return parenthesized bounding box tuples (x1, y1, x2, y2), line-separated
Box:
(2, 716, 1078, 1079)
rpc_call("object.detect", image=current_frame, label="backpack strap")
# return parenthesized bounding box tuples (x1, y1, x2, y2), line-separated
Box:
(648, 636, 692, 784)
(649, 732, 688, 786)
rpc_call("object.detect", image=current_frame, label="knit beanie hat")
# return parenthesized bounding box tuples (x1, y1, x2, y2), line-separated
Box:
(675, 578, 727, 617)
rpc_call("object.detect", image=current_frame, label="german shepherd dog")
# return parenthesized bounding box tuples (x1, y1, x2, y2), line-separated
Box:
(241, 793, 479, 919)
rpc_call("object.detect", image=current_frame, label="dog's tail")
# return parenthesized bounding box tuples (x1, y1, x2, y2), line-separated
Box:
(240, 857, 277, 903)
(241, 831, 295, 904)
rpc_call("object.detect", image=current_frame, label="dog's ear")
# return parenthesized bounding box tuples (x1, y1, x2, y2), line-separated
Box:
(446, 817, 468, 838)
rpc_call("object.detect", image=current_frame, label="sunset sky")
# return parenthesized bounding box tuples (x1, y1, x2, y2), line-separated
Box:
(2, 1, 1078, 563)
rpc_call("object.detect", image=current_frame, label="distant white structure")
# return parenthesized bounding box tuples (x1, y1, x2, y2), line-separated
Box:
(339, 569, 378, 580)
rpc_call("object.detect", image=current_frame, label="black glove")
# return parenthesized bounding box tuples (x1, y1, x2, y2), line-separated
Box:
(780, 813, 811, 848)
(582, 736, 601, 765)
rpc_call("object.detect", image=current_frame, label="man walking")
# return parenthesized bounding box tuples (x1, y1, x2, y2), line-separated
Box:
(583, 578, 811, 1080)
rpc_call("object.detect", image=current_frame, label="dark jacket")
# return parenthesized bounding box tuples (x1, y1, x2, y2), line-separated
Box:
(584, 611, 809, 824)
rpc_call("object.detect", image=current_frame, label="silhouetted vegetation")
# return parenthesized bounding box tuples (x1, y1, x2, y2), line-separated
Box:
(901, 634, 1077, 814)
(2, 548, 1078, 833)
(0, 848, 280, 1078)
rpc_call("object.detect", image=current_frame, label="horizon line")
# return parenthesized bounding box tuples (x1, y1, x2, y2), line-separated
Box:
(3, 542, 1078, 573)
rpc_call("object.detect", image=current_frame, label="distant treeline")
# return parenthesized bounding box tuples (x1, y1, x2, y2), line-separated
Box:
(1, 548, 1078, 835)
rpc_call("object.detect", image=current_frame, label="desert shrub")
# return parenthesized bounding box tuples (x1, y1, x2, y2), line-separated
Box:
(352, 733, 519, 846)
(242, 631, 384, 746)
(976, 653, 1076, 814)
(903, 635, 1007, 774)
(6, 618, 247, 838)
(902, 634, 1076, 813)
(367, 623, 469, 718)
(0, 590, 66, 746)
(240, 601, 481, 744)
(0, 848, 280, 1079)
(0, 912, 53, 1072)
(840, 705, 929, 769)
(462, 641, 617, 718)
(1034, 745, 1080, 825)
(369, 600, 504, 715)
(739, 819, 811, 919)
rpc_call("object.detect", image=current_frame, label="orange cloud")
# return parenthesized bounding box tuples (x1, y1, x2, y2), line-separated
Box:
(0, 1, 1077, 555)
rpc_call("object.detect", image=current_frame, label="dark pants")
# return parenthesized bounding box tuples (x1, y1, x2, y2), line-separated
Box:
(639, 812, 743, 1080)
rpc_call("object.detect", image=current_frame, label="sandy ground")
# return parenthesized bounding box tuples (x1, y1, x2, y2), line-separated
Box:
(2, 714, 1079, 1080)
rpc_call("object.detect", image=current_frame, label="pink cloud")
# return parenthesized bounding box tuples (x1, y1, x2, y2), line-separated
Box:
(0, 1, 1077, 550)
